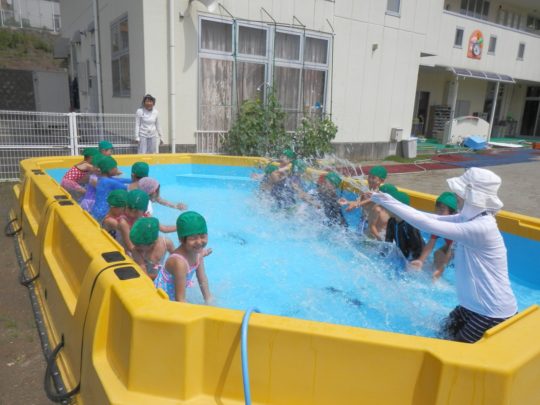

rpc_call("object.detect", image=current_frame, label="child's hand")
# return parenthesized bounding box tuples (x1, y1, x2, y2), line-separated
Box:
(176, 202, 188, 210)
(338, 197, 349, 206)
(202, 248, 213, 257)
(409, 260, 423, 270)
(345, 201, 358, 212)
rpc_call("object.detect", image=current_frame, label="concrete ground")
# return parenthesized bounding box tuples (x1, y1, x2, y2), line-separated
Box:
(0, 159, 538, 403)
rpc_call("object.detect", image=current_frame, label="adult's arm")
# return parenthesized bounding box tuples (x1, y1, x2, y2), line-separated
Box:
(155, 112, 163, 141)
(370, 192, 480, 245)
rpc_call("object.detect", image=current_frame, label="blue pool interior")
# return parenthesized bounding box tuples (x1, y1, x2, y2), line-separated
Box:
(48, 164, 540, 338)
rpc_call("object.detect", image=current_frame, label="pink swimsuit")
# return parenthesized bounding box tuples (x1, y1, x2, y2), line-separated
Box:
(154, 253, 201, 301)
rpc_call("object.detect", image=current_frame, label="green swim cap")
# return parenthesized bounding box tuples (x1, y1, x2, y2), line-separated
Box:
(436, 191, 458, 211)
(82, 147, 99, 158)
(292, 159, 307, 174)
(130, 217, 159, 245)
(131, 162, 149, 178)
(97, 156, 118, 174)
(176, 211, 207, 238)
(282, 149, 296, 159)
(379, 183, 398, 194)
(369, 165, 388, 180)
(264, 164, 278, 174)
(325, 171, 342, 188)
(91, 152, 105, 165)
(127, 189, 149, 211)
(393, 191, 410, 206)
(99, 140, 113, 151)
(107, 189, 128, 208)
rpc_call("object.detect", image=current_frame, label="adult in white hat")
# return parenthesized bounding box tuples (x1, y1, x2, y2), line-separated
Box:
(370, 167, 517, 343)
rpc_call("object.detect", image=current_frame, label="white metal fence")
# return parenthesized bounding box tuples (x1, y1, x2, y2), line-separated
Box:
(0, 110, 137, 181)
(195, 130, 227, 155)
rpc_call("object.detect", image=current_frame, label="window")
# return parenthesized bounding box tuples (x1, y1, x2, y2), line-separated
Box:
(526, 15, 540, 32)
(487, 35, 496, 54)
(386, 0, 401, 15)
(198, 18, 331, 131)
(497, 8, 522, 29)
(110, 15, 130, 97)
(517, 42, 525, 60)
(454, 28, 464, 47)
(459, 0, 489, 20)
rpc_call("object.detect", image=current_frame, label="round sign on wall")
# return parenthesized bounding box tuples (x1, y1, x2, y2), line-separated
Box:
(467, 30, 484, 59)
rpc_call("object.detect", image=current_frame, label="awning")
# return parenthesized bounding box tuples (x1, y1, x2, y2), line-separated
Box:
(449, 67, 515, 83)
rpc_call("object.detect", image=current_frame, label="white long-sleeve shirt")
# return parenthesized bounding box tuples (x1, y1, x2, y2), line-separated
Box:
(371, 192, 517, 318)
(135, 107, 162, 140)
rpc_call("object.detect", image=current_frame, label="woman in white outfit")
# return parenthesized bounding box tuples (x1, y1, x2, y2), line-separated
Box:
(135, 94, 163, 154)
(370, 167, 517, 343)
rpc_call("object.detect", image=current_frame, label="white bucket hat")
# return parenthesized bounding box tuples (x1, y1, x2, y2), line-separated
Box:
(446, 167, 503, 210)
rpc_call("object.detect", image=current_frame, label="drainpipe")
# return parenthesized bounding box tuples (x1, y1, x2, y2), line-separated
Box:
(168, 0, 176, 153)
(487, 80, 500, 143)
(92, 0, 103, 114)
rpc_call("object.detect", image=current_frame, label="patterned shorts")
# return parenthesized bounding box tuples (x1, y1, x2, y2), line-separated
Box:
(439, 305, 513, 343)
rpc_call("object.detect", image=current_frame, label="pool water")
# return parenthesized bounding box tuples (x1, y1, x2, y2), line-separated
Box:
(48, 164, 540, 338)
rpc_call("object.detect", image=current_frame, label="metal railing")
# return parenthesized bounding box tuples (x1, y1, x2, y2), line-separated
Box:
(0, 110, 137, 181)
(195, 130, 228, 154)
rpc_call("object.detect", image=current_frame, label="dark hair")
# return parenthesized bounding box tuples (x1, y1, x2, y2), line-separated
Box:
(142, 94, 156, 104)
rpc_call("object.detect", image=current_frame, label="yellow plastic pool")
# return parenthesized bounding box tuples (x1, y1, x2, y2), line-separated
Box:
(8, 154, 540, 404)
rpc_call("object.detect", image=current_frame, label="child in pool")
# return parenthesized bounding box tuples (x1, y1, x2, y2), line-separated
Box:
(80, 152, 104, 211)
(130, 217, 174, 280)
(154, 211, 212, 303)
(118, 189, 176, 254)
(60, 147, 98, 199)
(296, 171, 347, 227)
(367, 183, 396, 240)
(409, 192, 458, 279)
(98, 140, 114, 156)
(127, 161, 150, 191)
(384, 190, 425, 262)
(90, 156, 131, 221)
(339, 165, 387, 234)
(102, 189, 128, 242)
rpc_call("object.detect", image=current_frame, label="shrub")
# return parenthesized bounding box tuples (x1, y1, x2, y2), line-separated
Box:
(223, 90, 288, 157)
(224, 87, 338, 160)
(293, 115, 337, 159)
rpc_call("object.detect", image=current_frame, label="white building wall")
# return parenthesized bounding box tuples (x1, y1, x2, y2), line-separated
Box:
(98, 0, 145, 114)
(141, 0, 169, 142)
(424, 11, 540, 82)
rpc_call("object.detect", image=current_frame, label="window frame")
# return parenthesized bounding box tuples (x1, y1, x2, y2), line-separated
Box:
(487, 35, 497, 55)
(454, 27, 465, 48)
(198, 16, 235, 58)
(386, 0, 401, 17)
(110, 13, 130, 98)
(196, 16, 332, 131)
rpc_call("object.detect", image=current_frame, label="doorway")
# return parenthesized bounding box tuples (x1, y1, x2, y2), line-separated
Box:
(521, 86, 540, 136)
(412, 91, 430, 136)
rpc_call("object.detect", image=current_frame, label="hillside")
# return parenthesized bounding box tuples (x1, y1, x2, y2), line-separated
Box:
(0, 28, 66, 71)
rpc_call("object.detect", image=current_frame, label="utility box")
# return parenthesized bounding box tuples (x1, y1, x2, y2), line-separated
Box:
(402, 137, 418, 158)
(390, 127, 403, 142)
(33, 71, 70, 112)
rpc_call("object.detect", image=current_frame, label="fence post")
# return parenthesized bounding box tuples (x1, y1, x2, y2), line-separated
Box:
(68, 112, 78, 156)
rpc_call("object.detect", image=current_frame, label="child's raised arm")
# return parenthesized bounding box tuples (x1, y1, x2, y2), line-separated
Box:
(410, 237, 436, 269)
